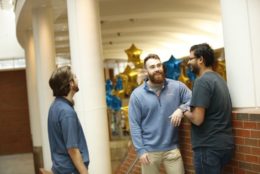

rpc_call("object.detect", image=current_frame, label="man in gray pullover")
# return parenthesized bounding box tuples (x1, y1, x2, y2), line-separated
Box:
(129, 54, 191, 174)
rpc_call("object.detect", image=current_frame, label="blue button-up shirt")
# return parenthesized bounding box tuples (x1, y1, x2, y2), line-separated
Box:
(48, 97, 89, 174)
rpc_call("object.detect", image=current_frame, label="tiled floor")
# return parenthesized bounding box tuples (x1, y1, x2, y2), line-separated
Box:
(0, 140, 129, 174)
(110, 139, 129, 173)
(0, 153, 35, 174)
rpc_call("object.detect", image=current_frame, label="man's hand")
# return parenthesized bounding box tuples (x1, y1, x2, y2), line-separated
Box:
(139, 153, 150, 165)
(68, 148, 88, 174)
(170, 108, 184, 127)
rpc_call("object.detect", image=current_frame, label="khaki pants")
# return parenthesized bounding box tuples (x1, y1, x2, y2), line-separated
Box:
(141, 148, 184, 174)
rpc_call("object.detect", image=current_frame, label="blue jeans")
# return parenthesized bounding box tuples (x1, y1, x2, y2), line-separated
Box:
(193, 147, 234, 174)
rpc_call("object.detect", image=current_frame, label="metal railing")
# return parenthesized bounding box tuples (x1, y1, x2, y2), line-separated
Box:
(125, 156, 139, 174)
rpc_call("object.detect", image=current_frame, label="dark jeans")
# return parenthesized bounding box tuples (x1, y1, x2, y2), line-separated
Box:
(193, 147, 234, 174)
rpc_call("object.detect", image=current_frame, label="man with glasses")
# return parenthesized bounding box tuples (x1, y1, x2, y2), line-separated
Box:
(129, 54, 191, 174)
(183, 43, 234, 174)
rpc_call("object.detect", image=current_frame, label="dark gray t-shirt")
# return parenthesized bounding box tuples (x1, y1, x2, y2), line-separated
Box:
(190, 72, 234, 150)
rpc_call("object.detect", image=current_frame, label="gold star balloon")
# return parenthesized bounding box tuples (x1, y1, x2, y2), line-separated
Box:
(179, 63, 193, 89)
(125, 44, 143, 68)
(117, 44, 144, 97)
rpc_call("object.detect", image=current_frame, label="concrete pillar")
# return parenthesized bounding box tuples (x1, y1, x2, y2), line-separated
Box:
(23, 30, 43, 174)
(32, 6, 56, 169)
(220, 0, 260, 108)
(67, 0, 112, 173)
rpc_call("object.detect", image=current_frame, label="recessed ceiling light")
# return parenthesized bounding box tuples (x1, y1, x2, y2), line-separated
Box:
(129, 18, 135, 22)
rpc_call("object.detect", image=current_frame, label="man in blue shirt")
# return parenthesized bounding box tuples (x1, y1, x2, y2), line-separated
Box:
(129, 54, 191, 174)
(48, 66, 89, 174)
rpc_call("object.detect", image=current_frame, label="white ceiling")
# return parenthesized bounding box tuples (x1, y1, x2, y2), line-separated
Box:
(15, 0, 224, 62)
(98, 0, 223, 61)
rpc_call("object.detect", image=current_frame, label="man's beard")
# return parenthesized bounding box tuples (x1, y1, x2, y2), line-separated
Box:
(72, 85, 79, 92)
(148, 71, 165, 84)
(190, 64, 200, 75)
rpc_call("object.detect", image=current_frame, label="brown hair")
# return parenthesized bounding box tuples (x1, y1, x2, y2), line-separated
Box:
(49, 66, 74, 97)
(144, 54, 161, 68)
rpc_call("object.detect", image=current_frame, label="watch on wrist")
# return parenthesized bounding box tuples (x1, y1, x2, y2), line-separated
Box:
(182, 109, 188, 114)
(179, 105, 190, 114)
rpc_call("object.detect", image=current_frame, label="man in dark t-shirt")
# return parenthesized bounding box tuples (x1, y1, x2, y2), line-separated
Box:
(183, 43, 234, 174)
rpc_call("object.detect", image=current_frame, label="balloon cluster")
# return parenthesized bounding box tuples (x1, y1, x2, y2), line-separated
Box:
(106, 44, 146, 137)
(105, 44, 144, 110)
(163, 55, 196, 89)
(105, 79, 122, 111)
(115, 44, 144, 97)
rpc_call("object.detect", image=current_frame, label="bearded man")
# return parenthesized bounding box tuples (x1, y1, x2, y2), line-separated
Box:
(48, 66, 89, 174)
(128, 54, 191, 174)
(184, 43, 234, 174)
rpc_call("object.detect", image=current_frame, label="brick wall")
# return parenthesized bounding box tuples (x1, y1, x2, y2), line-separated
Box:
(228, 111, 260, 174)
(116, 110, 260, 174)
(0, 69, 32, 155)
(179, 118, 194, 174)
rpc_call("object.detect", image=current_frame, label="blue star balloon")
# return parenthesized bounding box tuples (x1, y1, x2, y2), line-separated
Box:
(163, 55, 182, 80)
(115, 76, 123, 90)
(111, 95, 122, 111)
(106, 92, 122, 111)
(106, 93, 113, 108)
(105, 79, 122, 111)
(187, 68, 196, 82)
(105, 79, 113, 94)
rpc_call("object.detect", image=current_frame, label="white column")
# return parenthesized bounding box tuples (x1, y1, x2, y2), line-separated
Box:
(24, 30, 42, 148)
(23, 30, 43, 173)
(67, 0, 112, 174)
(220, 0, 260, 108)
(32, 6, 56, 169)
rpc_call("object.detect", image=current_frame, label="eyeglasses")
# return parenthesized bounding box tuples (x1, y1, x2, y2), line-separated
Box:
(188, 57, 197, 61)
